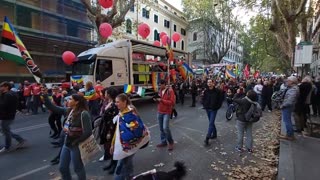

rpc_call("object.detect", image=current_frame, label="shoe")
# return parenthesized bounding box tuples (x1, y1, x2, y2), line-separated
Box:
(108, 166, 116, 175)
(204, 138, 209, 146)
(103, 164, 113, 171)
(156, 143, 167, 148)
(51, 159, 59, 165)
(235, 147, 242, 152)
(50, 133, 58, 138)
(247, 149, 253, 153)
(168, 143, 174, 151)
(0, 147, 11, 153)
(51, 142, 60, 146)
(99, 155, 105, 162)
(278, 134, 295, 141)
(16, 140, 26, 149)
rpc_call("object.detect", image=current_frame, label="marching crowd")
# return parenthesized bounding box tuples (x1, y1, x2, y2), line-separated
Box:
(1, 74, 320, 179)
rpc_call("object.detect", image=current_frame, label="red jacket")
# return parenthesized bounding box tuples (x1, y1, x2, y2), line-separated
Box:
(157, 88, 175, 114)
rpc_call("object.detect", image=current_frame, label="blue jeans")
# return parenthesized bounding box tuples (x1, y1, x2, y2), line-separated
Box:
(1, 120, 24, 149)
(206, 109, 218, 138)
(59, 145, 86, 180)
(114, 154, 134, 180)
(236, 120, 253, 149)
(282, 107, 294, 137)
(157, 113, 174, 144)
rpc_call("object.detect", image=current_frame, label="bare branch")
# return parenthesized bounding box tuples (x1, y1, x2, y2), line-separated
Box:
(81, 0, 96, 16)
(295, 0, 308, 17)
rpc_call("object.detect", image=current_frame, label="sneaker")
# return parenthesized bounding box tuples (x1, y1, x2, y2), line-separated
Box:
(247, 149, 253, 153)
(235, 147, 242, 152)
(0, 147, 11, 153)
(278, 134, 295, 141)
(168, 143, 174, 151)
(156, 143, 167, 148)
(99, 155, 105, 162)
(16, 140, 26, 149)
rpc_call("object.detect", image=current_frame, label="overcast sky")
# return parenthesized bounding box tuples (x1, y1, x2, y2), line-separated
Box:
(166, 0, 183, 11)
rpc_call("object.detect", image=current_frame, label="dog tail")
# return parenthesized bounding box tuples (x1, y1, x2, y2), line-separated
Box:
(168, 161, 187, 179)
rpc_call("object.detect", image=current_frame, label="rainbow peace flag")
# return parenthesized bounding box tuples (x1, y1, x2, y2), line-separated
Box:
(225, 65, 236, 79)
(124, 84, 132, 94)
(152, 72, 159, 92)
(84, 88, 98, 100)
(178, 62, 194, 80)
(0, 16, 42, 83)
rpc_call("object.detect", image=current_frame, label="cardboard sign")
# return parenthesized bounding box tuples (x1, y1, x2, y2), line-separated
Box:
(79, 135, 101, 165)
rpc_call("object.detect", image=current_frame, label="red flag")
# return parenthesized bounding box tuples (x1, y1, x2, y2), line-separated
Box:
(243, 64, 250, 79)
(253, 70, 260, 78)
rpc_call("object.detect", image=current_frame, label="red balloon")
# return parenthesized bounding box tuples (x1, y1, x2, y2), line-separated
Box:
(161, 35, 168, 46)
(99, 23, 113, 38)
(99, 0, 113, 8)
(153, 41, 161, 47)
(172, 32, 181, 42)
(159, 32, 167, 39)
(138, 23, 150, 39)
(62, 51, 76, 65)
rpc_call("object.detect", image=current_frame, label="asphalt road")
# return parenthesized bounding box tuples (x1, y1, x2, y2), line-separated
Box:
(0, 95, 245, 180)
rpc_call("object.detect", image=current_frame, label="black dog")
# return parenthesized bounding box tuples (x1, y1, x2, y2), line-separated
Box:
(133, 161, 186, 180)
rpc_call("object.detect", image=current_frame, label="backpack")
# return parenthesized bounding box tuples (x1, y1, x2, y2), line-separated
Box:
(271, 88, 287, 103)
(244, 97, 262, 123)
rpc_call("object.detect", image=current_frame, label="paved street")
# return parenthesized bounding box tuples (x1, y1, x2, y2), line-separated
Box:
(0, 96, 265, 180)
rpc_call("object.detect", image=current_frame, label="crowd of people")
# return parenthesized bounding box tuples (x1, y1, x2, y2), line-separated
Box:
(1, 74, 320, 179)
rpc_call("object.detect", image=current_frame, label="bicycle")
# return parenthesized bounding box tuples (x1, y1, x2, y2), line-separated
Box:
(226, 97, 236, 121)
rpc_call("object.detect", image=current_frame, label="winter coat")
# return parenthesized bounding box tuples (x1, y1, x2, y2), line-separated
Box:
(281, 85, 299, 109)
(0, 90, 18, 120)
(202, 88, 224, 111)
(233, 96, 256, 122)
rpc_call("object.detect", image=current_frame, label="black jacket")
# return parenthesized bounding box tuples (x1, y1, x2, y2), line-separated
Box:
(0, 91, 18, 120)
(202, 88, 223, 110)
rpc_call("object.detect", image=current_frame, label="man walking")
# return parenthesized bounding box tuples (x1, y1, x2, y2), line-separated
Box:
(202, 79, 224, 146)
(0, 81, 26, 152)
(279, 76, 299, 141)
(154, 80, 176, 151)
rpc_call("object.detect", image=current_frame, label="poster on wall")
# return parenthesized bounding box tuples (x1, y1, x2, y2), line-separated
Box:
(294, 41, 313, 67)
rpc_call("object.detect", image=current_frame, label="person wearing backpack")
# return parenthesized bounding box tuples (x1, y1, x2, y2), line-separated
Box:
(279, 76, 299, 141)
(233, 90, 260, 153)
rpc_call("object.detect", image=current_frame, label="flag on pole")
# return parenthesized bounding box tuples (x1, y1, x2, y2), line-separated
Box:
(243, 64, 250, 79)
(0, 16, 42, 83)
(178, 62, 194, 80)
(137, 87, 146, 97)
(124, 84, 132, 94)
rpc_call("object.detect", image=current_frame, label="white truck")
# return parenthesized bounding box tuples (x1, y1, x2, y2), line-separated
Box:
(71, 39, 190, 97)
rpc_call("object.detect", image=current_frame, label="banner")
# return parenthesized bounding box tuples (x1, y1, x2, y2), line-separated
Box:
(0, 16, 42, 83)
(79, 135, 102, 165)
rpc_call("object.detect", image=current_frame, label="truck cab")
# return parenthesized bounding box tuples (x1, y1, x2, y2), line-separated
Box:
(71, 39, 189, 96)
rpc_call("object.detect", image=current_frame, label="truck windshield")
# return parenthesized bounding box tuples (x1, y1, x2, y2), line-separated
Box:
(72, 61, 95, 75)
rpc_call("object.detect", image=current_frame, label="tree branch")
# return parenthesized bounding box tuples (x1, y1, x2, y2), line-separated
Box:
(81, 0, 96, 16)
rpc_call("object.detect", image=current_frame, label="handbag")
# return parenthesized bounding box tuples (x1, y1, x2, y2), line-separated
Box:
(78, 111, 101, 165)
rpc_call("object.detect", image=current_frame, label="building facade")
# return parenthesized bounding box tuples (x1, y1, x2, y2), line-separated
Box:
(311, 1, 320, 76)
(119, 0, 188, 52)
(0, 0, 94, 82)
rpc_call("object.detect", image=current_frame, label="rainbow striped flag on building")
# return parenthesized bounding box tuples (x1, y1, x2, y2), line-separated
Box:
(0, 16, 42, 83)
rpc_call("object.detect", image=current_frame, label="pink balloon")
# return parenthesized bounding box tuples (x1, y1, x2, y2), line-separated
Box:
(161, 35, 168, 46)
(99, 23, 113, 38)
(99, 0, 113, 8)
(153, 41, 161, 47)
(62, 51, 76, 66)
(172, 32, 181, 42)
(138, 23, 150, 39)
(159, 32, 167, 39)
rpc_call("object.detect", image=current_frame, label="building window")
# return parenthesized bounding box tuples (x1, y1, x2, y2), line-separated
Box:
(174, 24, 176, 32)
(126, 19, 132, 34)
(164, 19, 170, 28)
(174, 12, 177, 15)
(181, 40, 184, 50)
(173, 42, 176, 48)
(181, 28, 186, 36)
(154, 30, 160, 41)
(142, 8, 150, 19)
(164, 6, 168, 9)
(130, 4, 135, 12)
(193, 32, 197, 41)
(154, 14, 158, 23)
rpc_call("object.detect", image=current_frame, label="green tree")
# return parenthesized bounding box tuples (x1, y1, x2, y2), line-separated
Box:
(240, 15, 290, 74)
(183, 0, 240, 63)
(81, 0, 139, 44)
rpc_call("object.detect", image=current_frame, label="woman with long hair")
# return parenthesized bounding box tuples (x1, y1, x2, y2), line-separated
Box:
(42, 88, 92, 180)
(99, 87, 119, 174)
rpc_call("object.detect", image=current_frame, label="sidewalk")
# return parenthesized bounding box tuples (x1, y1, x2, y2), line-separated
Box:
(278, 120, 320, 180)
